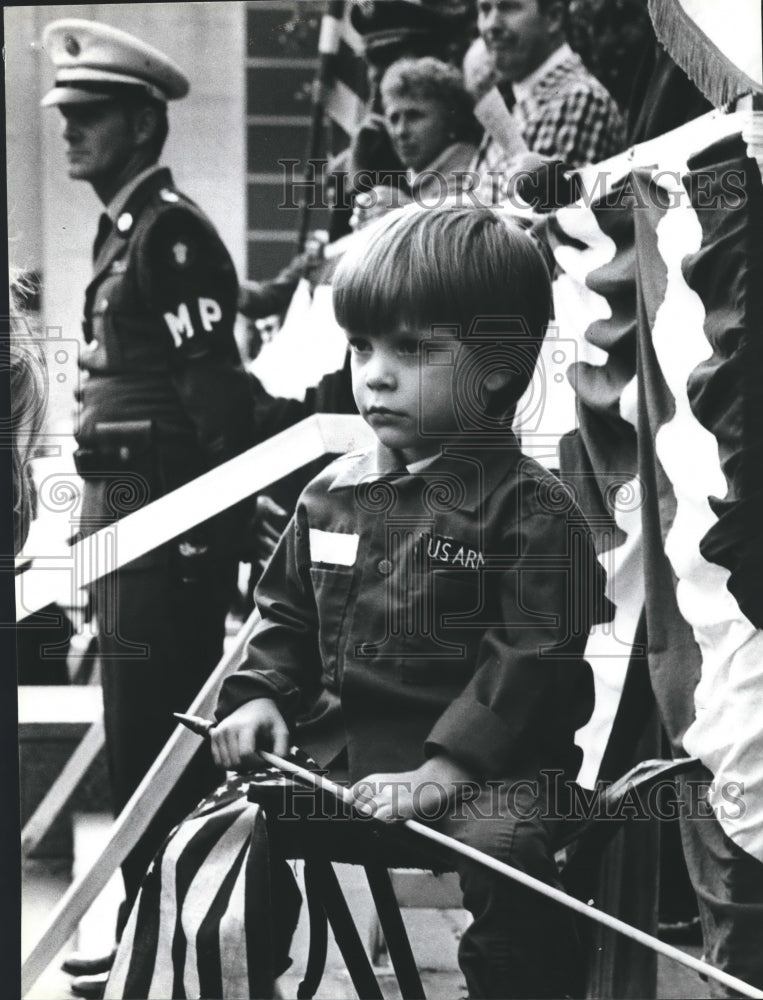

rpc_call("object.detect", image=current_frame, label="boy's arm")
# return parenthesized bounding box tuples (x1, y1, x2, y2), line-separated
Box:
(424, 509, 604, 781)
(215, 502, 323, 731)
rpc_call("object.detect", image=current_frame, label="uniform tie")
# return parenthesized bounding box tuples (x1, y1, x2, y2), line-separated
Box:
(500, 81, 516, 111)
(93, 212, 112, 261)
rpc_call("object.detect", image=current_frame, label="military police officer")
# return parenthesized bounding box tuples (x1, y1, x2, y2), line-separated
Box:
(41, 20, 253, 996)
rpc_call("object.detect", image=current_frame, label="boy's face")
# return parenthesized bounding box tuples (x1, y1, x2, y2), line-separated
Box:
(348, 327, 463, 464)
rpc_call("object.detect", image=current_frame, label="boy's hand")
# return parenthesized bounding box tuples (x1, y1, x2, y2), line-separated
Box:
(210, 698, 289, 771)
(350, 755, 476, 823)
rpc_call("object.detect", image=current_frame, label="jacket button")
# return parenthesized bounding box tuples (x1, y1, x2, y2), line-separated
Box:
(377, 559, 393, 576)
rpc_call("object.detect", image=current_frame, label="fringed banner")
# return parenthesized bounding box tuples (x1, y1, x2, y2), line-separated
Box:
(648, 0, 762, 108)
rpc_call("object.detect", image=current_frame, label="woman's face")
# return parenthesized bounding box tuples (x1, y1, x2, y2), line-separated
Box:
(383, 93, 453, 172)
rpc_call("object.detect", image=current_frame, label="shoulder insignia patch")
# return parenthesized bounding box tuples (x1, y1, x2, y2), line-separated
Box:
(160, 189, 181, 203)
(172, 241, 190, 266)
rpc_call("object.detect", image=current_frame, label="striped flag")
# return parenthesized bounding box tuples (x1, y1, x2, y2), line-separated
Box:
(320, 1, 368, 145)
(104, 773, 283, 999)
(527, 110, 763, 860)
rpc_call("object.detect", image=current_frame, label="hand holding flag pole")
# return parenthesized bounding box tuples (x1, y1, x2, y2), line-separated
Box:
(174, 713, 763, 998)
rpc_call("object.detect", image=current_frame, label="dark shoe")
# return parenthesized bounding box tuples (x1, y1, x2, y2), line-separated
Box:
(69, 971, 109, 999)
(61, 948, 116, 976)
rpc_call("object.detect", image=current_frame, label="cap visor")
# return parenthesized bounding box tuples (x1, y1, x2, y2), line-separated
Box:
(41, 87, 115, 107)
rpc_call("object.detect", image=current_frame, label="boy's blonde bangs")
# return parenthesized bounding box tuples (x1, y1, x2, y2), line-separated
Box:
(332, 204, 552, 345)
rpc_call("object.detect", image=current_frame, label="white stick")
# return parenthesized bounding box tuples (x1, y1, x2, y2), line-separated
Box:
(16, 414, 373, 622)
(259, 751, 763, 1000)
(21, 718, 105, 854)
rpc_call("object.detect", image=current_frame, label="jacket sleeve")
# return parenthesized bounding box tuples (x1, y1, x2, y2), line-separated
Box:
(214, 500, 323, 726)
(140, 204, 254, 466)
(425, 509, 601, 779)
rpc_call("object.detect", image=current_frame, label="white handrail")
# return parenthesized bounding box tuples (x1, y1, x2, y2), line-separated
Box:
(15, 414, 373, 622)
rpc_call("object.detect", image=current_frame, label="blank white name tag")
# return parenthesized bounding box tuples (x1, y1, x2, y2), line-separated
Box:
(309, 529, 359, 566)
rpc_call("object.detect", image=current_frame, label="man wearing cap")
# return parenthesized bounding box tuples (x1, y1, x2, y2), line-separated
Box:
(41, 20, 252, 997)
(472, 0, 625, 203)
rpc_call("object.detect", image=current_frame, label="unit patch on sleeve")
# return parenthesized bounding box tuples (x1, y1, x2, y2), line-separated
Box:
(172, 241, 190, 266)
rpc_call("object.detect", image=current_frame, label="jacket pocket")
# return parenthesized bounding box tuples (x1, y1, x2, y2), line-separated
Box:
(309, 566, 354, 685)
(401, 569, 484, 687)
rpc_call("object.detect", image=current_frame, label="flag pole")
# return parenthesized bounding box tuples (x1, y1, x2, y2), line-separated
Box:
(256, 749, 763, 1000)
(248, 745, 760, 999)
(168, 718, 763, 998)
(296, 1, 344, 251)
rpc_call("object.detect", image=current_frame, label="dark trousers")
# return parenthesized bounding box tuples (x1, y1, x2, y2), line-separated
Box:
(678, 763, 763, 998)
(261, 772, 583, 1000)
(93, 547, 234, 929)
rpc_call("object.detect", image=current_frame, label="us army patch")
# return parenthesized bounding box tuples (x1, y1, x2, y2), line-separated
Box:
(422, 532, 485, 569)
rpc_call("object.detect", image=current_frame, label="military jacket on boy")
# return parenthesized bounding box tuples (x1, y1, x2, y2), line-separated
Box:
(217, 437, 606, 782)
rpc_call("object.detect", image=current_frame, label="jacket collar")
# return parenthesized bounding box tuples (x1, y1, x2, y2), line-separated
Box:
(407, 142, 478, 194)
(105, 163, 165, 224)
(89, 166, 174, 282)
(328, 433, 523, 511)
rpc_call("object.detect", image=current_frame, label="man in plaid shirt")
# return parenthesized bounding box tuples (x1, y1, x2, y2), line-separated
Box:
(472, 0, 625, 200)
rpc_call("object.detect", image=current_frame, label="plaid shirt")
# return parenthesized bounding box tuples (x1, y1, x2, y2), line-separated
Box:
(471, 45, 625, 203)
(514, 47, 624, 167)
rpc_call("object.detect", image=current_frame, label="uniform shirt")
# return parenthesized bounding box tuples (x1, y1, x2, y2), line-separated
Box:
(76, 166, 252, 520)
(75, 167, 253, 557)
(216, 436, 606, 783)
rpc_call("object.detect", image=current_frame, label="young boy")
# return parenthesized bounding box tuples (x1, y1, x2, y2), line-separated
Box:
(212, 206, 605, 999)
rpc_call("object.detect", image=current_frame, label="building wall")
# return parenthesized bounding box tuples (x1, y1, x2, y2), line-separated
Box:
(4, 2, 247, 430)
(245, 1, 331, 278)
